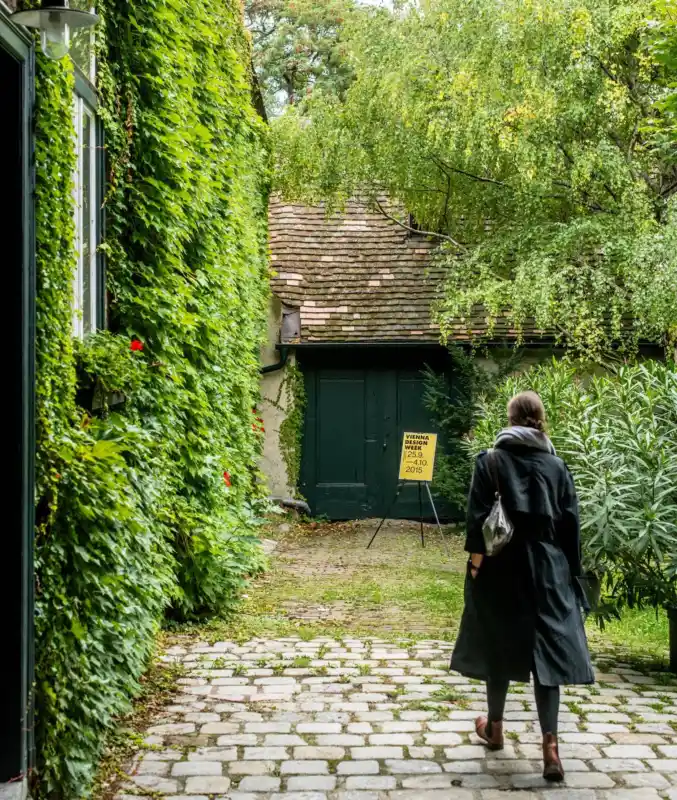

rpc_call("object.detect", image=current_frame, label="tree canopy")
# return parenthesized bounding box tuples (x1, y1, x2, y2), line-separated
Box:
(245, 0, 356, 115)
(273, 0, 677, 356)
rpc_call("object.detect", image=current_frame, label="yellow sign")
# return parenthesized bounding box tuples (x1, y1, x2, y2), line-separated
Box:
(399, 432, 437, 482)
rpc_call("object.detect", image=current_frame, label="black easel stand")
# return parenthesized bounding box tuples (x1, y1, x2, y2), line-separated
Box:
(366, 481, 448, 553)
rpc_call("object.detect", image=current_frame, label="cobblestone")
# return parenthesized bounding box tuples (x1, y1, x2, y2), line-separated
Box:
(118, 636, 677, 798)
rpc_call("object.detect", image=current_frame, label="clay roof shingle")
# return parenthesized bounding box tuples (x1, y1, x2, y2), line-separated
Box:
(269, 197, 445, 343)
(268, 197, 550, 344)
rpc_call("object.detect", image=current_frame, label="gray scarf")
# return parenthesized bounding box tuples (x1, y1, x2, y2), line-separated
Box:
(494, 425, 556, 455)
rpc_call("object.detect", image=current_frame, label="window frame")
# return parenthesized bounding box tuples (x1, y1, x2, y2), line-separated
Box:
(72, 68, 105, 338)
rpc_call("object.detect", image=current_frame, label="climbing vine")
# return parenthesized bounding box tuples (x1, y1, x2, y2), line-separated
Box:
(277, 360, 307, 493)
(29, 0, 271, 796)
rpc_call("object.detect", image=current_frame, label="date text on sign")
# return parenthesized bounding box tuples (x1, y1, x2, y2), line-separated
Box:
(398, 432, 437, 483)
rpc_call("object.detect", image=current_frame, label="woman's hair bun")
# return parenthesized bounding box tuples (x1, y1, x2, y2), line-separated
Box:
(524, 414, 545, 432)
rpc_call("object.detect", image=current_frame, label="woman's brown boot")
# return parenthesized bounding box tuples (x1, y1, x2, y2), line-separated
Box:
(542, 733, 564, 782)
(475, 716, 504, 751)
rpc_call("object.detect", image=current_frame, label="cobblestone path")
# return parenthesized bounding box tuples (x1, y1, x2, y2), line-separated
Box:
(118, 636, 677, 800)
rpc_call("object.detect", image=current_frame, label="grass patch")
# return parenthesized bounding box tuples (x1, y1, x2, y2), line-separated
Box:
(171, 520, 672, 667)
(431, 688, 470, 708)
(587, 607, 669, 663)
(566, 701, 588, 721)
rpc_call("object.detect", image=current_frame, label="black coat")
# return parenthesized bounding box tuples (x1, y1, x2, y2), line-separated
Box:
(450, 439, 594, 686)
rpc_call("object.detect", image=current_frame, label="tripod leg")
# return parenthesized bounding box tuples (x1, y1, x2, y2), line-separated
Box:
(367, 484, 403, 549)
(425, 481, 449, 554)
(418, 481, 424, 548)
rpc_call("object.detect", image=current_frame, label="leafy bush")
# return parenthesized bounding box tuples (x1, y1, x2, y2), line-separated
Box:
(470, 359, 677, 616)
(423, 345, 521, 516)
(35, 423, 174, 795)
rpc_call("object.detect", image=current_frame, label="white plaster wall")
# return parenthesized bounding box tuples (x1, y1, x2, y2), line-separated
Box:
(259, 296, 295, 498)
(475, 347, 562, 376)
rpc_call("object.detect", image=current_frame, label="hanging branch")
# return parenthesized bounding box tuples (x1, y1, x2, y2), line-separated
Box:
(373, 198, 467, 251)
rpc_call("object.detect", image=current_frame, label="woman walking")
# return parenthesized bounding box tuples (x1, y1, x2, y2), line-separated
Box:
(450, 391, 593, 782)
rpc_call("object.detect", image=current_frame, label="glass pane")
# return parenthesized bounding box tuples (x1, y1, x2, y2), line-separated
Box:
(82, 111, 93, 334)
(70, 2, 96, 83)
(72, 96, 83, 338)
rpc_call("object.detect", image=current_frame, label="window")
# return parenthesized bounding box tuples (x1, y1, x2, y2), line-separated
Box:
(70, 6, 96, 85)
(72, 72, 103, 338)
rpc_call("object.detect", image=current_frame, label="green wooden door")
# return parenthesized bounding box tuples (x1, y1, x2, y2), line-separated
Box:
(384, 368, 440, 519)
(299, 348, 451, 519)
(301, 368, 382, 518)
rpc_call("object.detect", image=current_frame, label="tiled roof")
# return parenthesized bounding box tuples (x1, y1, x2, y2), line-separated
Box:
(268, 197, 549, 344)
(269, 197, 445, 343)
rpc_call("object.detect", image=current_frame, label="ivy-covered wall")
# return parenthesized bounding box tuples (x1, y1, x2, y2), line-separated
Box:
(259, 297, 306, 498)
(30, 0, 270, 796)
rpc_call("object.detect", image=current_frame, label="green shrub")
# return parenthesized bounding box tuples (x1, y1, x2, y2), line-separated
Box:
(471, 359, 677, 617)
(423, 345, 521, 516)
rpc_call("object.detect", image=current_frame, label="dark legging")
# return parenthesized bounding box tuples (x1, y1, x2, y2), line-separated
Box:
(487, 675, 560, 735)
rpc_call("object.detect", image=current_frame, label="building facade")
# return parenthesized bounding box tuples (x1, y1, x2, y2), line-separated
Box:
(260, 197, 538, 520)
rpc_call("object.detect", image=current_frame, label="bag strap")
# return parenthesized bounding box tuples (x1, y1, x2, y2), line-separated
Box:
(487, 448, 501, 497)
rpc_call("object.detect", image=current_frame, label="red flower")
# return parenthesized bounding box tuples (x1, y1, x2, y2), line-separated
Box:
(223, 471, 232, 487)
(130, 339, 144, 352)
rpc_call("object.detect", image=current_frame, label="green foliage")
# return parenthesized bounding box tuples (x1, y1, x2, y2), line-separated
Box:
(74, 330, 148, 407)
(35, 419, 174, 796)
(423, 345, 522, 515)
(97, 0, 271, 619)
(246, 0, 357, 114)
(272, 0, 677, 357)
(30, 0, 270, 795)
(650, 0, 677, 158)
(33, 59, 78, 502)
(471, 359, 677, 617)
(278, 360, 307, 492)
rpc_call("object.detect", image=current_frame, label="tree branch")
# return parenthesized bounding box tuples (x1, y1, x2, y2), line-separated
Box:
(588, 51, 652, 118)
(431, 155, 513, 190)
(607, 130, 660, 195)
(433, 151, 616, 214)
(557, 143, 619, 208)
(374, 198, 467, 251)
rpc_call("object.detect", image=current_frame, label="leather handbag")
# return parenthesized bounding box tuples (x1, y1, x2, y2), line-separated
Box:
(482, 449, 514, 556)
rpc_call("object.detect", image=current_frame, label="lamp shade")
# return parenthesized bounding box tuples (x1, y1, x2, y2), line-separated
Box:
(11, 1, 99, 30)
(11, 1, 99, 60)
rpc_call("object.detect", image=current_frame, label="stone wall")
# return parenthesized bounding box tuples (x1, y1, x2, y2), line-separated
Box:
(260, 295, 295, 498)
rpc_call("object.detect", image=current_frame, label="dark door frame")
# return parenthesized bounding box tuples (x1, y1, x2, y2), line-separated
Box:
(0, 6, 36, 787)
(298, 345, 453, 520)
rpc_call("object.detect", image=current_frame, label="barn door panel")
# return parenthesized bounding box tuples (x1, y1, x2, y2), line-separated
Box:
(299, 349, 453, 521)
(301, 368, 382, 519)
